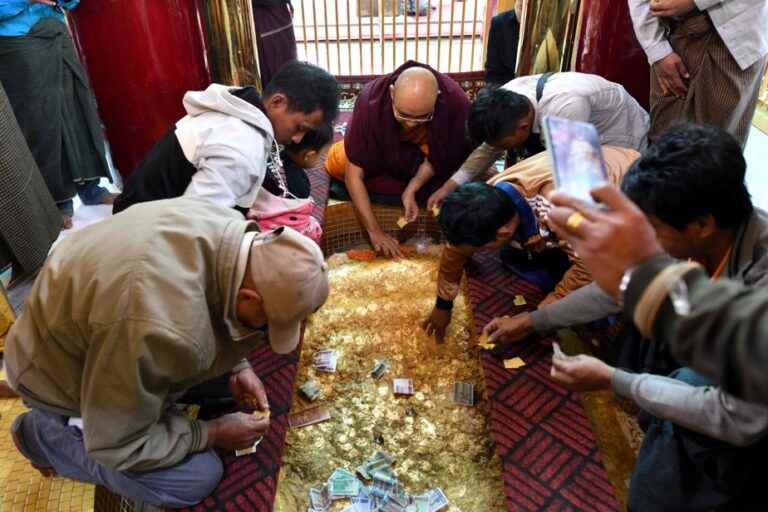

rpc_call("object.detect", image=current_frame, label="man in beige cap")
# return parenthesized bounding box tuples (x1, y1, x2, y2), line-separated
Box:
(4, 197, 329, 508)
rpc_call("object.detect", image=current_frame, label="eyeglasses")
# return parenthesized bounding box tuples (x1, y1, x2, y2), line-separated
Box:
(392, 105, 434, 124)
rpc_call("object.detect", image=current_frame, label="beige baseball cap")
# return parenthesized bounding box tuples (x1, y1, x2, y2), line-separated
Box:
(248, 227, 329, 354)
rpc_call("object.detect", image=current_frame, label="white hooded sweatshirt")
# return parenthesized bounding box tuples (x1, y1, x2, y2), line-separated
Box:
(175, 84, 279, 209)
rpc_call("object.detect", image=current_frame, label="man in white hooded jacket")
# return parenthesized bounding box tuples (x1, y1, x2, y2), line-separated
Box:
(113, 61, 339, 214)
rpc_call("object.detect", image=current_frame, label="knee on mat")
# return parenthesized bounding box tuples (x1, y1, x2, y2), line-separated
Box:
(189, 453, 223, 502)
(164, 452, 223, 507)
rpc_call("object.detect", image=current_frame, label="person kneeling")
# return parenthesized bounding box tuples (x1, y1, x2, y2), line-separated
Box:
(5, 197, 329, 508)
(113, 61, 339, 214)
(550, 347, 768, 511)
(422, 146, 637, 341)
(484, 124, 767, 377)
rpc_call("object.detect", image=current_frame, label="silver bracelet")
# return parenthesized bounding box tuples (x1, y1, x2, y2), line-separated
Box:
(617, 267, 635, 308)
(668, 276, 692, 316)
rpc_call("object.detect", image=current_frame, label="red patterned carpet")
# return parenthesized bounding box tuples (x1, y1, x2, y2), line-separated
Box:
(467, 250, 620, 511)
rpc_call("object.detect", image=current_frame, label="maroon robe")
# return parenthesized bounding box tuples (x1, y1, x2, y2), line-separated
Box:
(344, 61, 472, 197)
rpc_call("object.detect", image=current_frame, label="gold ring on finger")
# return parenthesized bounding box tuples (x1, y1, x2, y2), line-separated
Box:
(566, 211, 585, 231)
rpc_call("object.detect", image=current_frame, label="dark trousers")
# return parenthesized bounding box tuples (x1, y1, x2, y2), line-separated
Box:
(630, 368, 768, 511)
(19, 409, 222, 508)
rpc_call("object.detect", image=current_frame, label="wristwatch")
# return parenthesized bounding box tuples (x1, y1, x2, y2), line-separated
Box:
(617, 267, 635, 308)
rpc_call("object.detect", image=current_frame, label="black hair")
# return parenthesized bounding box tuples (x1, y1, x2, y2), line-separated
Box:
(467, 86, 531, 145)
(285, 122, 333, 153)
(231, 86, 263, 108)
(263, 60, 340, 123)
(438, 182, 518, 246)
(621, 123, 752, 231)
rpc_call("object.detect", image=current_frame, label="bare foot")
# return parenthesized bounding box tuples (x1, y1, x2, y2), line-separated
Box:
(62, 215, 73, 230)
(100, 193, 119, 205)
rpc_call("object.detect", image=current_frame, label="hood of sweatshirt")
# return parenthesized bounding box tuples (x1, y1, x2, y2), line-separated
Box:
(181, 83, 275, 137)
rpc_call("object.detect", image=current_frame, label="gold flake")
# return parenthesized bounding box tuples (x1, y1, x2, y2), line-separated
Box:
(275, 250, 506, 511)
(504, 357, 526, 369)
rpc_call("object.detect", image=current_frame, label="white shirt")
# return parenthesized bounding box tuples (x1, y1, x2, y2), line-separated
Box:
(628, 0, 768, 70)
(175, 84, 276, 209)
(453, 73, 650, 184)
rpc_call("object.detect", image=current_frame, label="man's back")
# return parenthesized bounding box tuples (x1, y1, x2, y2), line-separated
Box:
(114, 84, 274, 214)
(504, 72, 649, 150)
(5, 198, 260, 467)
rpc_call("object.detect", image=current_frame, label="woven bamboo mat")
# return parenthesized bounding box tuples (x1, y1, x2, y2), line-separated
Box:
(0, 389, 94, 511)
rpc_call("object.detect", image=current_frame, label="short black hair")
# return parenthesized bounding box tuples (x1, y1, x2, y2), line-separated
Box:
(622, 123, 752, 231)
(285, 122, 333, 153)
(231, 86, 262, 106)
(439, 182, 517, 246)
(467, 86, 531, 145)
(264, 60, 340, 123)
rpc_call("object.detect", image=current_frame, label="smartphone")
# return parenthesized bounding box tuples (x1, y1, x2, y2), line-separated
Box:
(542, 116, 608, 204)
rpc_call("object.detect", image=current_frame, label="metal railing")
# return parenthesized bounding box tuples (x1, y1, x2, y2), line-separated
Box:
(292, 0, 494, 78)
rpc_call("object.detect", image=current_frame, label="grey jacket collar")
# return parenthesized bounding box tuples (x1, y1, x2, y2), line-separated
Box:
(727, 208, 768, 286)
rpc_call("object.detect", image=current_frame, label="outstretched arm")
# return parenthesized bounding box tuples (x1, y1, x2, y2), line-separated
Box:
(346, 162, 403, 258)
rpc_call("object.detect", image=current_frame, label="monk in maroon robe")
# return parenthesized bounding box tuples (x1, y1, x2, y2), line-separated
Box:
(343, 61, 472, 258)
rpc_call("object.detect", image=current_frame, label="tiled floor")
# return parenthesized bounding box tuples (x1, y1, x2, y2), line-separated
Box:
(0, 377, 94, 511)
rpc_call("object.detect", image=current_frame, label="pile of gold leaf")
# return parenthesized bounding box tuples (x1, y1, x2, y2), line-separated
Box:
(274, 247, 506, 511)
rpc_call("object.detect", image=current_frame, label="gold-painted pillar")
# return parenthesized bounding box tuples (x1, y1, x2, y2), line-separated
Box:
(202, 0, 262, 89)
(755, 70, 768, 134)
(515, 0, 581, 77)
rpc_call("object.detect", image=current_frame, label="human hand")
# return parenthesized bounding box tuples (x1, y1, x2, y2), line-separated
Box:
(427, 181, 457, 211)
(368, 229, 403, 258)
(549, 343, 614, 391)
(421, 306, 452, 342)
(546, 185, 664, 299)
(229, 368, 269, 412)
(650, 0, 696, 18)
(653, 52, 689, 98)
(482, 313, 533, 343)
(402, 191, 419, 223)
(207, 412, 270, 450)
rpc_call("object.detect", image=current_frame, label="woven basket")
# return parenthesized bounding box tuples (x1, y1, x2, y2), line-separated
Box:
(94, 487, 136, 511)
(321, 200, 443, 255)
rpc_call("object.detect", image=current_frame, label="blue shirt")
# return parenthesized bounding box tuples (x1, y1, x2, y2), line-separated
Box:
(0, 0, 79, 37)
(495, 182, 539, 242)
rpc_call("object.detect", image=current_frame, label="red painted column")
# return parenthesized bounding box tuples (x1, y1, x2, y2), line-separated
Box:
(575, 0, 651, 111)
(68, 1, 211, 179)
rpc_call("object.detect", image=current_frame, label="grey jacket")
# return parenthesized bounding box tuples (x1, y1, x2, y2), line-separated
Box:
(533, 207, 768, 330)
(5, 198, 264, 471)
(626, 208, 768, 405)
(539, 208, 768, 445)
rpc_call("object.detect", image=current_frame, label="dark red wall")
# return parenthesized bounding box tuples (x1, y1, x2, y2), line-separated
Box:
(69, 0, 211, 179)
(575, 0, 650, 111)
